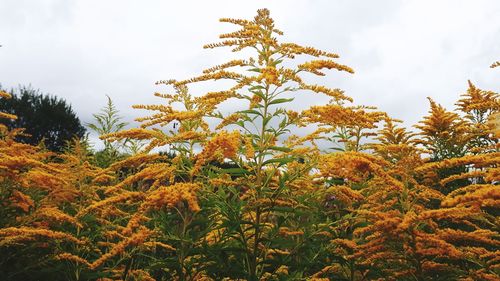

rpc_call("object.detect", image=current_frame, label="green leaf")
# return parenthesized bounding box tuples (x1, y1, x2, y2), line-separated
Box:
(248, 67, 262, 73)
(238, 109, 262, 116)
(268, 98, 294, 106)
(251, 90, 266, 101)
(236, 120, 246, 127)
(263, 115, 273, 127)
(221, 168, 251, 175)
(262, 157, 295, 166)
(269, 146, 292, 152)
(270, 59, 283, 66)
(249, 85, 266, 91)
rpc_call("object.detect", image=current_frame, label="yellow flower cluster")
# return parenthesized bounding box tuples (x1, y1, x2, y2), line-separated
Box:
(414, 98, 471, 154)
(9, 190, 34, 212)
(318, 152, 403, 189)
(193, 130, 241, 173)
(304, 104, 385, 130)
(36, 207, 83, 228)
(0, 91, 17, 120)
(260, 66, 280, 85)
(142, 182, 200, 212)
(456, 81, 499, 114)
(216, 113, 241, 130)
(143, 241, 176, 251)
(176, 71, 244, 86)
(55, 253, 92, 267)
(0, 227, 82, 246)
(78, 191, 145, 217)
(278, 227, 304, 237)
(106, 163, 176, 194)
(298, 59, 354, 76)
(0, 90, 11, 98)
(0, 111, 17, 120)
(300, 83, 352, 102)
(90, 227, 152, 270)
(202, 59, 248, 74)
(243, 136, 255, 159)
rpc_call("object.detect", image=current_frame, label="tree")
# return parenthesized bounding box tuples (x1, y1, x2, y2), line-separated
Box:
(0, 85, 86, 152)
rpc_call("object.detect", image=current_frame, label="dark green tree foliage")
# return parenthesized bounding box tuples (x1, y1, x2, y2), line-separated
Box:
(0, 85, 86, 152)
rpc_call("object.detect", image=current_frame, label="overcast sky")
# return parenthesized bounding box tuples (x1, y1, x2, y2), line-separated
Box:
(1, 0, 499, 143)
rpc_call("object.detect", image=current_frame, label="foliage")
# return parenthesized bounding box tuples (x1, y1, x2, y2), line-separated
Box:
(0, 9, 499, 281)
(0, 85, 86, 152)
(86, 95, 144, 167)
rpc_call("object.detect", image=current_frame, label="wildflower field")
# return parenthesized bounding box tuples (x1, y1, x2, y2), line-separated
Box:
(0, 9, 499, 281)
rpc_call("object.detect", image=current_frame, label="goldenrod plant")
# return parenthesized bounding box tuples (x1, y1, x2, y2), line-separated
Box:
(0, 9, 498, 281)
(87, 95, 145, 167)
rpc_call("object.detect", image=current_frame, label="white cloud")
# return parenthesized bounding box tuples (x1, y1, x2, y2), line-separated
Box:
(346, 0, 500, 127)
(0, 0, 498, 146)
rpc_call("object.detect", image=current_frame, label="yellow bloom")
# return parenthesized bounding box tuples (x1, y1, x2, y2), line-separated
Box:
(141, 182, 200, 212)
(0, 112, 17, 120)
(90, 227, 152, 270)
(260, 66, 280, 85)
(9, 190, 34, 212)
(0, 227, 82, 246)
(243, 136, 255, 159)
(55, 253, 91, 267)
(36, 207, 83, 228)
(0, 91, 17, 120)
(0, 90, 12, 99)
(298, 59, 354, 75)
(193, 130, 241, 172)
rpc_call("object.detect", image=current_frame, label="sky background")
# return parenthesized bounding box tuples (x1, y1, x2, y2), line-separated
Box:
(0, 0, 499, 147)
